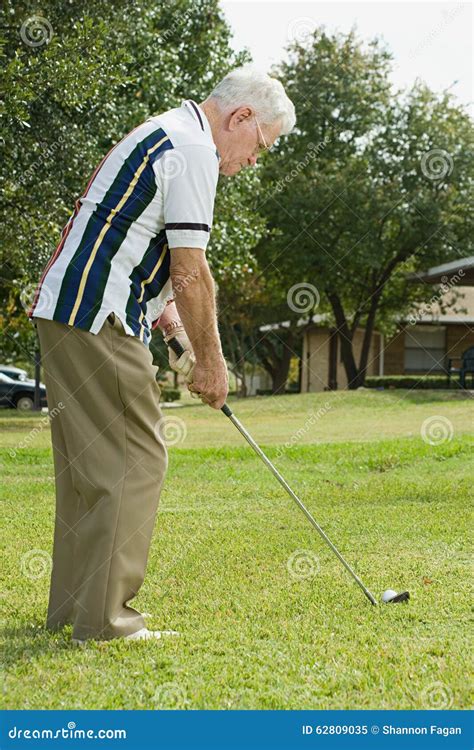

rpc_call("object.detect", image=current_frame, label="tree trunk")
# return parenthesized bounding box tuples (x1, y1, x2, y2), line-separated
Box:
(271, 345, 293, 394)
(327, 248, 417, 389)
(221, 318, 247, 397)
(258, 329, 296, 395)
(238, 376, 247, 398)
(297, 351, 303, 393)
(237, 327, 248, 397)
(327, 291, 359, 388)
(353, 252, 414, 387)
(355, 291, 381, 388)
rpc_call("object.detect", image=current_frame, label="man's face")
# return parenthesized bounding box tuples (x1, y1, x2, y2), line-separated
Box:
(216, 106, 281, 176)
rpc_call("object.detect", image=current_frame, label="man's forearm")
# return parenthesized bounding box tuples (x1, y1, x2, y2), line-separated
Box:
(170, 250, 222, 364)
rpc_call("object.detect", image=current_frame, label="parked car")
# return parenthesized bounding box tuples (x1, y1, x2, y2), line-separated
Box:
(0, 365, 47, 385)
(0, 371, 47, 410)
(0, 365, 32, 383)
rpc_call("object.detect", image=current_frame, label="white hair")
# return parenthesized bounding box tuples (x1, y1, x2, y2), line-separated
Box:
(208, 65, 296, 135)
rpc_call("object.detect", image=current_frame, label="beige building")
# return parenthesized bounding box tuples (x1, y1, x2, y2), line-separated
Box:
(301, 257, 474, 392)
(302, 320, 382, 392)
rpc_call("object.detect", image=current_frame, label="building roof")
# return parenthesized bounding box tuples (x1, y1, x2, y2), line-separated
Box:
(260, 261, 474, 333)
(259, 313, 331, 332)
(410, 256, 474, 286)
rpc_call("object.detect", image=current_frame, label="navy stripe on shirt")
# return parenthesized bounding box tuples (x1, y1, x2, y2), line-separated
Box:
(165, 222, 210, 232)
(189, 100, 204, 131)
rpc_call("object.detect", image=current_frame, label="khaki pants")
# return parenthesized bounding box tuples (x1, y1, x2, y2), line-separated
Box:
(36, 314, 168, 641)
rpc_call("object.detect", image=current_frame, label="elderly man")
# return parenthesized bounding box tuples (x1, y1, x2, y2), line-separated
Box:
(28, 65, 296, 644)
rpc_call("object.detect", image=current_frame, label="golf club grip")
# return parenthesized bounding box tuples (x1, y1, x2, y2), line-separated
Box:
(167, 337, 233, 417)
(168, 337, 186, 358)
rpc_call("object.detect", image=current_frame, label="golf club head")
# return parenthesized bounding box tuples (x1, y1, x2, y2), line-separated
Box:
(385, 590, 410, 603)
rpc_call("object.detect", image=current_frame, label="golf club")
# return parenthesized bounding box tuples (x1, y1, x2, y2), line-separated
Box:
(168, 337, 410, 606)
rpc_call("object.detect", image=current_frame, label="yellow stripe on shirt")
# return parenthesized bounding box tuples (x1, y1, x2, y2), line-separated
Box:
(137, 243, 169, 342)
(68, 135, 170, 325)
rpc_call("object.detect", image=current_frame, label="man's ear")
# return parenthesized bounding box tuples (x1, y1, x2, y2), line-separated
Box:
(228, 106, 252, 131)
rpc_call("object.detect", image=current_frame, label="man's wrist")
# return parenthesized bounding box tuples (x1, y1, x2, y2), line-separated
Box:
(195, 343, 224, 366)
(162, 320, 184, 340)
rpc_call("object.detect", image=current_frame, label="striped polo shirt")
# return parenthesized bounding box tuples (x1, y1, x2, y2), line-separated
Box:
(29, 100, 220, 346)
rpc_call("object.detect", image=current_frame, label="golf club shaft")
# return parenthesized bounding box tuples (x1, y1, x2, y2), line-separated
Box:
(168, 337, 378, 606)
(222, 404, 377, 606)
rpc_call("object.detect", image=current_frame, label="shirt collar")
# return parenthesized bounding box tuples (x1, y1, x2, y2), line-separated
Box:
(182, 99, 220, 161)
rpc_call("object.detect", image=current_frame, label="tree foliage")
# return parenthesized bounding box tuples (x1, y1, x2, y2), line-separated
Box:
(254, 28, 473, 388)
(0, 0, 257, 363)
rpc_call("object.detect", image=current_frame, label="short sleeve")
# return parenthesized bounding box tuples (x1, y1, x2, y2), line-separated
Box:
(155, 144, 219, 250)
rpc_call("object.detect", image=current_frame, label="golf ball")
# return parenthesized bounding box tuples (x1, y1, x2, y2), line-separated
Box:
(382, 589, 397, 603)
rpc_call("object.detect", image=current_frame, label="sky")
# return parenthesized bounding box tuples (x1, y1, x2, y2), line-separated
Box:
(221, 1, 472, 110)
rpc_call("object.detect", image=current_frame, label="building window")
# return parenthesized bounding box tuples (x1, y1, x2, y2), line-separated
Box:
(404, 325, 446, 373)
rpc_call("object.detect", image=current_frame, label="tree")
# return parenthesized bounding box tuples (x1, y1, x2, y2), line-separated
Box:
(254, 28, 474, 388)
(0, 0, 257, 366)
(216, 221, 322, 394)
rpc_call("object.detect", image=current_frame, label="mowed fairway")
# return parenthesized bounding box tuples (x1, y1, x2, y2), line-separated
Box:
(1, 390, 472, 710)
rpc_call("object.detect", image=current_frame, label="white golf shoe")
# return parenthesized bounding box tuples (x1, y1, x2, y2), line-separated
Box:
(72, 627, 179, 646)
(124, 627, 180, 641)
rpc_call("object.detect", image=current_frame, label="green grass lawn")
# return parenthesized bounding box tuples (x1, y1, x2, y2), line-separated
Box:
(1, 390, 472, 710)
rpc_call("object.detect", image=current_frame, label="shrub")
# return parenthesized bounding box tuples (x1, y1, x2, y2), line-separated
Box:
(160, 388, 181, 402)
(256, 389, 299, 396)
(365, 375, 449, 389)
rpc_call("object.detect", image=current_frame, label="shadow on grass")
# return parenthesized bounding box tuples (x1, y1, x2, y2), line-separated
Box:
(1, 618, 75, 666)
(392, 388, 474, 405)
